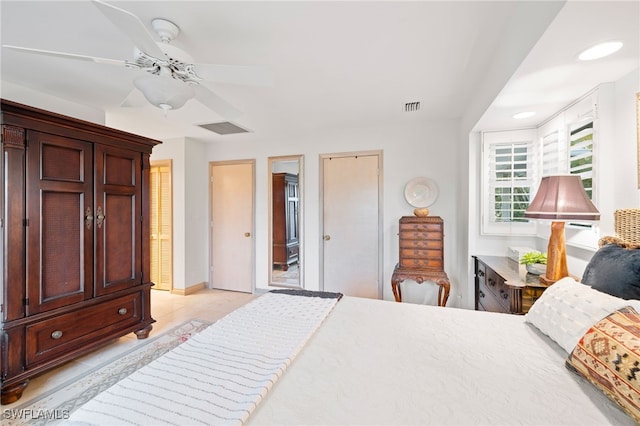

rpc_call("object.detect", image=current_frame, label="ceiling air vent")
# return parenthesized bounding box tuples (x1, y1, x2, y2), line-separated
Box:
(404, 101, 421, 112)
(197, 121, 250, 135)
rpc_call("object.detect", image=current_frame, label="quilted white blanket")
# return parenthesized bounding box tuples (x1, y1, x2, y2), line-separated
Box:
(66, 292, 341, 426)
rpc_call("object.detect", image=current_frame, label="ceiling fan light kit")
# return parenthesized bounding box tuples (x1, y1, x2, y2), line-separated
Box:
(133, 74, 195, 112)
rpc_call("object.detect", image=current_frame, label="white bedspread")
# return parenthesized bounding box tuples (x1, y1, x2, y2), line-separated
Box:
(248, 296, 633, 425)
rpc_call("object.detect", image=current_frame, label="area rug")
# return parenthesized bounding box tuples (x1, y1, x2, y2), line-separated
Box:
(2, 319, 213, 426)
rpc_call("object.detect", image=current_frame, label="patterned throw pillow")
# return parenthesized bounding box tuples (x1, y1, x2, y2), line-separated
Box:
(566, 306, 640, 423)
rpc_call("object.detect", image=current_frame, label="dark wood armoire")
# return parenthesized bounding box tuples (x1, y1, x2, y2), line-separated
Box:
(272, 173, 299, 270)
(0, 99, 160, 403)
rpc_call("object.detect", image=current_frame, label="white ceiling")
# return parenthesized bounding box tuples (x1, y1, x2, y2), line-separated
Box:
(1, 1, 638, 141)
(476, 0, 639, 131)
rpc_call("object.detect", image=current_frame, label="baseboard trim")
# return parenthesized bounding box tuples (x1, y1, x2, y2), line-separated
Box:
(170, 282, 206, 296)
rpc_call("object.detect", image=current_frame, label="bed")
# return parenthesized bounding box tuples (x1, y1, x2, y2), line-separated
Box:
(66, 239, 640, 425)
(248, 289, 637, 425)
(66, 284, 639, 425)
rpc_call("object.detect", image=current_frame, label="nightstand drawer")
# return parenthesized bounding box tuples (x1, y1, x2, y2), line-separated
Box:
(485, 269, 511, 311)
(478, 280, 507, 313)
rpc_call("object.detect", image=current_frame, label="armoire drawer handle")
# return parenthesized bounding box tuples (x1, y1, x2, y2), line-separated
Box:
(51, 330, 63, 340)
(118, 308, 128, 315)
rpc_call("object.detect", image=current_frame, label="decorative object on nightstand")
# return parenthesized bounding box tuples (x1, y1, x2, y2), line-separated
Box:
(519, 251, 547, 275)
(525, 175, 600, 285)
(413, 208, 430, 217)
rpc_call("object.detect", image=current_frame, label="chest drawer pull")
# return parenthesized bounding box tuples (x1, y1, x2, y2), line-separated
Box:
(118, 307, 128, 315)
(51, 330, 63, 340)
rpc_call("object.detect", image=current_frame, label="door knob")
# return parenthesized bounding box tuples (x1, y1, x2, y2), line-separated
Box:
(323, 235, 331, 241)
(244, 232, 251, 237)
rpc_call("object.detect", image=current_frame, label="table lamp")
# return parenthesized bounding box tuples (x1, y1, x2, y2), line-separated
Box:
(524, 175, 600, 285)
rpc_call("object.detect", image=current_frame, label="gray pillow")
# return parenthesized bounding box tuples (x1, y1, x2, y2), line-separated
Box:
(582, 244, 640, 299)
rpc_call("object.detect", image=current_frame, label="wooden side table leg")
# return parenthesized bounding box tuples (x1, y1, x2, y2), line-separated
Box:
(436, 279, 451, 307)
(391, 276, 403, 302)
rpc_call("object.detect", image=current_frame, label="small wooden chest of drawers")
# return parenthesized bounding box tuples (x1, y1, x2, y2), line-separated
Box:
(392, 216, 450, 306)
(398, 216, 444, 270)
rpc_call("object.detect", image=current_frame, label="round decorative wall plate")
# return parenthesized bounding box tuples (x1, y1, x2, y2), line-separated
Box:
(404, 177, 439, 208)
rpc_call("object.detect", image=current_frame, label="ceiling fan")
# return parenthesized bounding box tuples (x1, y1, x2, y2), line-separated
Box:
(3, 0, 272, 119)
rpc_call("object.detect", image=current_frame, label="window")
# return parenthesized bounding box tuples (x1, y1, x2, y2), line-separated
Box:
(481, 90, 599, 238)
(482, 129, 536, 235)
(569, 118, 594, 199)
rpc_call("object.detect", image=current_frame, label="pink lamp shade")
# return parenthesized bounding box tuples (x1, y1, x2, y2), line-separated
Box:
(525, 175, 600, 221)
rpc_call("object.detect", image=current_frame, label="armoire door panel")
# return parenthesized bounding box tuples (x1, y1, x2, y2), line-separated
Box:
(104, 193, 136, 283)
(40, 191, 84, 299)
(103, 152, 136, 186)
(26, 131, 93, 314)
(40, 142, 85, 182)
(94, 144, 142, 296)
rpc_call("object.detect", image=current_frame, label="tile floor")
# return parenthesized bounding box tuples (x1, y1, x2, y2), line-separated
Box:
(3, 288, 257, 409)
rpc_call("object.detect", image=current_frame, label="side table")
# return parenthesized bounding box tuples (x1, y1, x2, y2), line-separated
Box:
(391, 263, 450, 307)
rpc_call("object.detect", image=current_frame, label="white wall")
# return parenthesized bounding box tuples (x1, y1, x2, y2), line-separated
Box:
(613, 69, 640, 209)
(202, 120, 460, 304)
(184, 140, 210, 288)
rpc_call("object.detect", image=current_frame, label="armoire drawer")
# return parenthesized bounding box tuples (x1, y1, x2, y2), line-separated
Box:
(26, 293, 143, 367)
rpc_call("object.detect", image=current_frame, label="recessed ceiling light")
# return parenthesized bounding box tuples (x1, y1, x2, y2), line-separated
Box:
(578, 41, 623, 61)
(513, 111, 536, 120)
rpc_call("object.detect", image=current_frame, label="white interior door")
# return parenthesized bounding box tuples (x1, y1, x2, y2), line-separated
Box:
(321, 153, 381, 298)
(210, 161, 254, 292)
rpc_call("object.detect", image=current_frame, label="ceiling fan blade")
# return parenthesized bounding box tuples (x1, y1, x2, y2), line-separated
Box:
(92, 0, 166, 60)
(3, 45, 127, 66)
(193, 85, 242, 120)
(193, 64, 274, 87)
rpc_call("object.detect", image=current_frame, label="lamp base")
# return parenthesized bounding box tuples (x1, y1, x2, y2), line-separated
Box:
(538, 274, 557, 286)
(539, 273, 579, 286)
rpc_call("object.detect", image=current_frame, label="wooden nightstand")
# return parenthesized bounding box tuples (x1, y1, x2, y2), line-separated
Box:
(473, 255, 549, 314)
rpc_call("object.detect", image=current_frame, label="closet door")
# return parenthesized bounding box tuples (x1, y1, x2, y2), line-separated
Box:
(94, 144, 142, 296)
(26, 132, 93, 314)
